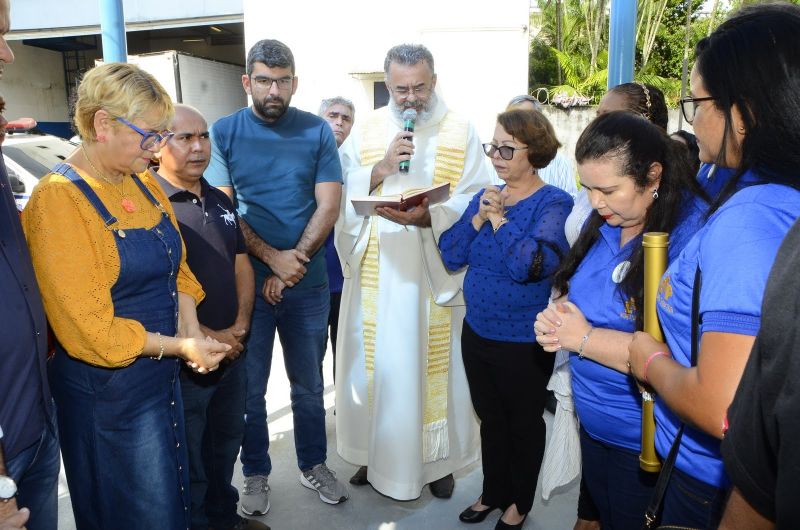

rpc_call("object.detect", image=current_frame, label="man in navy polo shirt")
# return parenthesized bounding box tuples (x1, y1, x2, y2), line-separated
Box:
(206, 38, 346, 514)
(0, 0, 59, 528)
(152, 104, 265, 530)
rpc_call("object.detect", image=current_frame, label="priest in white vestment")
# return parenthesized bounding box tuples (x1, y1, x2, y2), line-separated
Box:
(334, 44, 491, 501)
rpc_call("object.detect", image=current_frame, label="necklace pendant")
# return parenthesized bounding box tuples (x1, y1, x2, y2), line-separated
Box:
(121, 198, 137, 213)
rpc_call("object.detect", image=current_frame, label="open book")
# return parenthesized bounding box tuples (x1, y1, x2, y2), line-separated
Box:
(350, 182, 451, 216)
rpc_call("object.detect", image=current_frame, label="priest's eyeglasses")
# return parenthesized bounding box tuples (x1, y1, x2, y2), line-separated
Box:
(482, 143, 528, 161)
(392, 84, 431, 98)
(116, 117, 174, 150)
(679, 96, 715, 124)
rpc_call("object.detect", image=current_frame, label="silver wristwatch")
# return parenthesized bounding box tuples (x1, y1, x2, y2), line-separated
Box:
(0, 475, 17, 502)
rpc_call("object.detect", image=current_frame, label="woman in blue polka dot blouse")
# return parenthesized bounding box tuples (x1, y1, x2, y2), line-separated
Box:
(439, 109, 572, 530)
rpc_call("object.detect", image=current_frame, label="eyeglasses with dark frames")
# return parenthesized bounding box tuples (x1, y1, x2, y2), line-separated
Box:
(482, 143, 528, 161)
(116, 117, 174, 150)
(251, 75, 294, 91)
(679, 96, 715, 124)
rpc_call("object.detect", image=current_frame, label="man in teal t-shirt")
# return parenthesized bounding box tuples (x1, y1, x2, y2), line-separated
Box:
(206, 38, 347, 516)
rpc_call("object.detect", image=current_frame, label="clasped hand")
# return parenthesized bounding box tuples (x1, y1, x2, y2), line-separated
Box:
(534, 300, 590, 353)
(628, 331, 670, 382)
(263, 274, 286, 305)
(181, 335, 230, 374)
(473, 186, 506, 230)
(202, 324, 248, 361)
(269, 249, 309, 287)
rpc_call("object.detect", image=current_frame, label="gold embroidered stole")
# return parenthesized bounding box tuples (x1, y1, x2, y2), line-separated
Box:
(359, 108, 468, 462)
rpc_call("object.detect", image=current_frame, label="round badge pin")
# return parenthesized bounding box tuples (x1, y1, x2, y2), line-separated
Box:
(612, 260, 631, 283)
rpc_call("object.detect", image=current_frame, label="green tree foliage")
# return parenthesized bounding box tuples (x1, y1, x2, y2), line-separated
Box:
(647, 0, 704, 80)
(529, 39, 559, 90)
(530, 0, 800, 106)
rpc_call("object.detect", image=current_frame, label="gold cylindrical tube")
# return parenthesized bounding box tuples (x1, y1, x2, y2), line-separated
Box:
(640, 232, 669, 473)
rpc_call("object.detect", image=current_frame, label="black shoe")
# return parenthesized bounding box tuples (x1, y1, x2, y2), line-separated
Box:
(349, 465, 369, 486)
(459, 504, 497, 523)
(494, 513, 527, 529)
(429, 473, 455, 498)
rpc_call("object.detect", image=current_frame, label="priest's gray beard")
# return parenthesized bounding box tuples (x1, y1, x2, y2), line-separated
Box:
(389, 92, 438, 125)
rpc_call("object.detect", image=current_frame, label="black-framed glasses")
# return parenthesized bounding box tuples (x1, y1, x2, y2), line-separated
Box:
(251, 75, 294, 91)
(116, 117, 174, 150)
(679, 96, 715, 124)
(482, 143, 528, 161)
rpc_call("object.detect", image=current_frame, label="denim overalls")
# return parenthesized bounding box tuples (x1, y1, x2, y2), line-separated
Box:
(48, 164, 191, 530)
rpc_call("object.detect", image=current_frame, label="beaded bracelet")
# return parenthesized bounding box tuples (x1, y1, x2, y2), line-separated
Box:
(155, 331, 164, 361)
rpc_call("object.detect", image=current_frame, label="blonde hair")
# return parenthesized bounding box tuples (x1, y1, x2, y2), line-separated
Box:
(73, 62, 174, 142)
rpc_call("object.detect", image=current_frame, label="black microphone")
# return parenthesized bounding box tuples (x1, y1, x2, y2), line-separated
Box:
(399, 108, 417, 173)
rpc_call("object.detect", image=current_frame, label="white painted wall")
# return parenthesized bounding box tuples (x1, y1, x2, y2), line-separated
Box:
(10, 1, 243, 31)
(242, 0, 530, 141)
(542, 107, 689, 167)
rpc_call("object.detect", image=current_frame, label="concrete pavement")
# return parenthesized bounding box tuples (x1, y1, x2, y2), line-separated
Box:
(56, 342, 579, 530)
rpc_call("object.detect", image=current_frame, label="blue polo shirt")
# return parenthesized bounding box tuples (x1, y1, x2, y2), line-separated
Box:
(206, 106, 343, 288)
(152, 170, 246, 331)
(569, 194, 706, 451)
(656, 175, 800, 487)
(0, 155, 51, 460)
(439, 185, 572, 342)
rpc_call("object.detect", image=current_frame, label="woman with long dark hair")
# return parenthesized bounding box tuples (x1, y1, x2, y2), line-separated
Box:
(535, 111, 706, 529)
(628, 3, 800, 528)
(565, 83, 668, 246)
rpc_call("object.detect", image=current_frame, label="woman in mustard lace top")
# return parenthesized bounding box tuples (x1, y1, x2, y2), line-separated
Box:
(22, 63, 229, 530)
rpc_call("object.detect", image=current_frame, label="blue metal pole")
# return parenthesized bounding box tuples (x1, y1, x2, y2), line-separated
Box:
(99, 0, 127, 63)
(608, 0, 637, 88)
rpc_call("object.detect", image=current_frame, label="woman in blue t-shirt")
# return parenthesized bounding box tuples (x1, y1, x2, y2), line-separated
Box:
(628, 4, 800, 529)
(534, 112, 706, 529)
(439, 109, 572, 530)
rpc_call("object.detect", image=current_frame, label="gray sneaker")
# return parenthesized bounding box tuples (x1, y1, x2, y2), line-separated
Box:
(300, 463, 349, 505)
(241, 474, 270, 515)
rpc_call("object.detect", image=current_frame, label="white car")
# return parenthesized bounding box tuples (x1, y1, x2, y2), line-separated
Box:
(4, 121, 79, 210)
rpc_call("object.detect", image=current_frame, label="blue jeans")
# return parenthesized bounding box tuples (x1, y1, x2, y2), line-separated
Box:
(241, 284, 329, 476)
(181, 357, 246, 529)
(660, 468, 728, 529)
(6, 411, 60, 530)
(579, 427, 657, 530)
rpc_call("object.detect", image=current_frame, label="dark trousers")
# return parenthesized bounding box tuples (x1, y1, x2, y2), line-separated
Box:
(577, 475, 600, 521)
(580, 427, 657, 530)
(660, 468, 728, 529)
(181, 357, 246, 530)
(461, 321, 554, 515)
(5, 413, 60, 530)
(241, 286, 329, 476)
(324, 290, 341, 384)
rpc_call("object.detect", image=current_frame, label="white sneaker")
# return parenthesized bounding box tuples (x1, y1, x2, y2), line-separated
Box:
(300, 463, 349, 505)
(241, 474, 270, 515)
